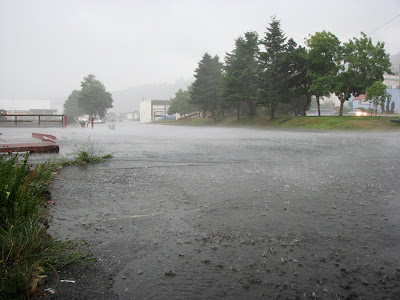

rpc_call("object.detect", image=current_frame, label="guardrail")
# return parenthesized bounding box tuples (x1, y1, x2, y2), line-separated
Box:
(178, 112, 201, 120)
(0, 114, 67, 127)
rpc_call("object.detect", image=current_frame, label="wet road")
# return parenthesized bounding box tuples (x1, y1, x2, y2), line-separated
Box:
(2, 122, 400, 298)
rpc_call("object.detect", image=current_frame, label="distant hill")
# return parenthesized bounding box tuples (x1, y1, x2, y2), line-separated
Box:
(111, 79, 192, 113)
(390, 52, 400, 75)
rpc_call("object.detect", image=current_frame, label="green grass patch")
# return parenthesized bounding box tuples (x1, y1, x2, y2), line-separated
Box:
(177, 115, 400, 130)
(176, 116, 216, 126)
(271, 116, 400, 130)
(0, 147, 112, 299)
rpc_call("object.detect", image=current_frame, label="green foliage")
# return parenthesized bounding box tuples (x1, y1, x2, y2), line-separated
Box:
(0, 216, 85, 299)
(366, 81, 388, 101)
(67, 138, 113, 165)
(366, 81, 388, 114)
(168, 88, 196, 115)
(186, 20, 392, 121)
(0, 154, 43, 229)
(306, 31, 341, 116)
(190, 53, 223, 121)
(69, 151, 111, 165)
(223, 31, 259, 119)
(78, 74, 113, 119)
(333, 33, 393, 115)
(285, 43, 312, 116)
(0, 155, 82, 299)
(0, 147, 112, 299)
(258, 17, 289, 119)
(347, 33, 393, 88)
(63, 90, 83, 123)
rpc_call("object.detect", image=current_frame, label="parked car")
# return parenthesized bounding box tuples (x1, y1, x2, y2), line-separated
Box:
(160, 115, 176, 121)
(348, 110, 368, 116)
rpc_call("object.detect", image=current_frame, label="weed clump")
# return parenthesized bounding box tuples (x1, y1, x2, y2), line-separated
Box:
(0, 148, 111, 299)
(0, 154, 61, 298)
(67, 137, 113, 165)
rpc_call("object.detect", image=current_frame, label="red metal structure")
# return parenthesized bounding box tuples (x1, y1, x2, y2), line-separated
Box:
(0, 142, 59, 154)
(0, 132, 59, 154)
(32, 133, 57, 142)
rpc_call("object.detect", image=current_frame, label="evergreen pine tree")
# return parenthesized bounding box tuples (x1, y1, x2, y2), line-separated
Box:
(190, 53, 223, 120)
(223, 31, 259, 120)
(259, 17, 288, 119)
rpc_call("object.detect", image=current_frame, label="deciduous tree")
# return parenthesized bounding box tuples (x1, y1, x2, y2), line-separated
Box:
(334, 33, 392, 116)
(78, 74, 113, 119)
(168, 88, 196, 116)
(63, 90, 82, 123)
(306, 31, 341, 116)
(366, 81, 388, 115)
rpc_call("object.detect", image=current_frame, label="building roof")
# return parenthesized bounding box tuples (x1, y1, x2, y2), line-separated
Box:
(141, 99, 172, 106)
(353, 94, 366, 100)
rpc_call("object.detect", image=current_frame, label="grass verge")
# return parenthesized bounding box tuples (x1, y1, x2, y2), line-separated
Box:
(176, 115, 400, 130)
(0, 149, 112, 299)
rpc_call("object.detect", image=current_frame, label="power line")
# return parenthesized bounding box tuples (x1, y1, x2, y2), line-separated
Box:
(367, 13, 400, 35)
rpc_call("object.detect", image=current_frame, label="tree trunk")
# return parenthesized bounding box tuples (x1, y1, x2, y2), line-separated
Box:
(237, 102, 240, 120)
(270, 102, 276, 120)
(212, 110, 218, 122)
(339, 100, 345, 116)
(316, 96, 321, 116)
(249, 100, 255, 119)
(386, 95, 391, 112)
(302, 95, 312, 116)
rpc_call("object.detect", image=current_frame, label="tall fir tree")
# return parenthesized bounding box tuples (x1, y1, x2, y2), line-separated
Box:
(223, 31, 259, 120)
(259, 17, 288, 119)
(190, 53, 223, 120)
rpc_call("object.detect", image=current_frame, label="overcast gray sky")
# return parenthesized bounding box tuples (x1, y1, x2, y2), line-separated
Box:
(1, 0, 399, 100)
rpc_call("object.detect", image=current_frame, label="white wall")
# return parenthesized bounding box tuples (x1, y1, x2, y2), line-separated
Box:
(139, 100, 152, 123)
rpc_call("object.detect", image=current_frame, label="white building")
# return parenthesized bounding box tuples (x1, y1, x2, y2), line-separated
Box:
(384, 74, 400, 89)
(140, 100, 171, 123)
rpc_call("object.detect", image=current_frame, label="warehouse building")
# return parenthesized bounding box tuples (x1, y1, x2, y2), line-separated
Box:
(140, 99, 171, 123)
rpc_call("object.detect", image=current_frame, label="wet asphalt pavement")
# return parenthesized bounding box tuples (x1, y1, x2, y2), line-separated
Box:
(2, 122, 400, 299)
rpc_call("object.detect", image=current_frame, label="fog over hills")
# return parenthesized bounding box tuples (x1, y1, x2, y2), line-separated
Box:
(390, 52, 400, 75)
(111, 79, 192, 113)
